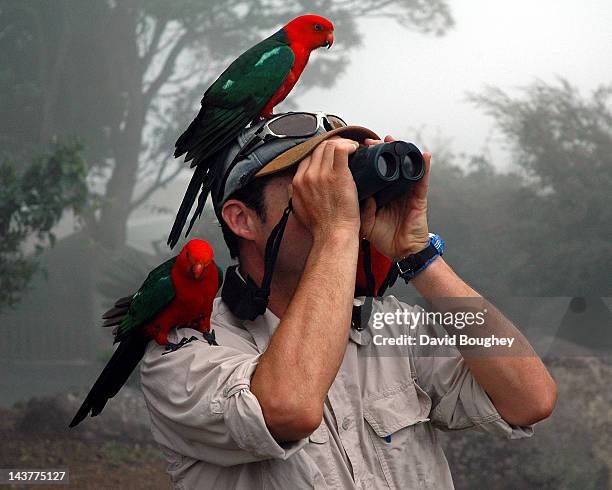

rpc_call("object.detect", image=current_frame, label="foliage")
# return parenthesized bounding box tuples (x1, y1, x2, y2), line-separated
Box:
(440, 358, 612, 490)
(0, 143, 88, 310)
(470, 80, 612, 295)
(427, 152, 533, 296)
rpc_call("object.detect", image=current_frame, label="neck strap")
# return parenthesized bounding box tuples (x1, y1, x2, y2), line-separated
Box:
(221, 200, 293, 320)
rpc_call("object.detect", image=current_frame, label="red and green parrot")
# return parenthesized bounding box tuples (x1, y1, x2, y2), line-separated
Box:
(69, 239, 222, 428)
(168, 14, 334, 248)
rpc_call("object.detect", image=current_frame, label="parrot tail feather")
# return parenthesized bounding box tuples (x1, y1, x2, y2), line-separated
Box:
(167, 164, 209, 249)
(113, 295, 133, 308)
(102, 305, 129, 320)
(101, 317, 123, 328)
(69, 333, 149, 428)
(169, 104, 257, 248)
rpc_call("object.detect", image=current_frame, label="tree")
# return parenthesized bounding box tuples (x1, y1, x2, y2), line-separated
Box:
(0, 143, 88, 310)
(0, 0, 454, 251)
(471, 79, 612, 295)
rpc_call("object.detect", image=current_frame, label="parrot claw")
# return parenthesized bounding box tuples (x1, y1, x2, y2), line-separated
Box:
(202, 329, 219, 346)
(162, 336, 198, 355)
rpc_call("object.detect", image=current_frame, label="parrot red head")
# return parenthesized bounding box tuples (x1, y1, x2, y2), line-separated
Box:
(177, 239, 214, 280)
(284, 14, 334, 50)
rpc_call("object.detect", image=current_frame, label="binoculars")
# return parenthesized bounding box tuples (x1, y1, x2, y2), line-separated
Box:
(348, 141, 425, 208)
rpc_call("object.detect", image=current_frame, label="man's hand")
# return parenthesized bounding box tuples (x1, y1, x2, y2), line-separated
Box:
(290, 137, 361, 242)
(359, 135, 431, 260)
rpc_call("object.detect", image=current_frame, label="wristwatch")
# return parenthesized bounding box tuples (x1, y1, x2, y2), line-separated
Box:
(396, 233, 445, 282)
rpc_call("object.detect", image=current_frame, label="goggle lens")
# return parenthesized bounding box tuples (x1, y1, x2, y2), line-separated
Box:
(268, 113, 319, 136)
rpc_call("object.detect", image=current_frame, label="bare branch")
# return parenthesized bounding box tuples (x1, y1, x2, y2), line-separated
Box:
(141, 16, 168, 71)
(143, 28, 193, 106)
(129, 155, 186, 211)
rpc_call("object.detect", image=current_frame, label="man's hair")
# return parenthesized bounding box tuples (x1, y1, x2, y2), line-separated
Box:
(219, 167, 295, 259)
(220, 177, 268, 259)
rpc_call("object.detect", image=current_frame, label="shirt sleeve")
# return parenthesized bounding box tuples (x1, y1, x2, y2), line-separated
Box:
(393, 298, 534, 439)
(140, 328, 308, 466)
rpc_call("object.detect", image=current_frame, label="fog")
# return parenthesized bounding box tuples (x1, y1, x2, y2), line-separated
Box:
(1, 1, 610, 487)
(295, 0, 612, 169)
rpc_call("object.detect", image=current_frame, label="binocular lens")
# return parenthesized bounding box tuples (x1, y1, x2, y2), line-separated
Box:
(403, 154, 423, 179)
(376, 154, 400, 180)
(395, 142, 425, 180)
(401, 155, 414, 177)
(347, 139, 425, 209)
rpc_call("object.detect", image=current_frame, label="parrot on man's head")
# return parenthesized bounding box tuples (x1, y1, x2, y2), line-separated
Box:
(168, 14, 334, 248)
(69, 239, 223, 428)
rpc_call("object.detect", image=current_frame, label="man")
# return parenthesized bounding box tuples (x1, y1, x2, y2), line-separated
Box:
(141, 112, 557, 489)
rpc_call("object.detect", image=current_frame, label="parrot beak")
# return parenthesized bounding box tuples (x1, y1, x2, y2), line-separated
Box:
(324, 32, 334, 49)
(191, 262, 205, 280)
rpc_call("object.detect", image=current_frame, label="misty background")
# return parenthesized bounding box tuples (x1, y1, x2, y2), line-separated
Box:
(1, 0, 611, 488)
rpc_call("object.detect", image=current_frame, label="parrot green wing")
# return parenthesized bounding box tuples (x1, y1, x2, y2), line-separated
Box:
(113, 256, 177, 342)
(204, 38, 295, 108)
(175, 33, 295, 164)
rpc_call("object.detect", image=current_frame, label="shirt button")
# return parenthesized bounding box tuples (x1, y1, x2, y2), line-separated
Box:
(342, 417, 351, 430)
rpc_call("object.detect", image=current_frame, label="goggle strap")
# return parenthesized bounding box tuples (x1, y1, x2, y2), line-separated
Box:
(246, 199, 293, 317)
(260, 199, 293, 294)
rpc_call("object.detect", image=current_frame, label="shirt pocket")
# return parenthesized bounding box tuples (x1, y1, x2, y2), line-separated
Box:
(363, 381, 434, 489)
(364, 381, 431, 434)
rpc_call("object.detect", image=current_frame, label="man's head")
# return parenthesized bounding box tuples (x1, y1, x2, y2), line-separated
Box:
(222, 164, 312, 278)
(210, 112, 379, 275)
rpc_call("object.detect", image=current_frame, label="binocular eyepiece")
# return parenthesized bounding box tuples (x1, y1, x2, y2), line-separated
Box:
(348, 141, 425, 208)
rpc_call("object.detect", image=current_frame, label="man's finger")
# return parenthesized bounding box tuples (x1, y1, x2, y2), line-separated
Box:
(365, 135, 396, 146)
(319, 140, 337, 174)
(300, 140, 328, 182)
(412, 152, 431, 201)
(330, 139, 358, 167)
(294, 148, 315, 183)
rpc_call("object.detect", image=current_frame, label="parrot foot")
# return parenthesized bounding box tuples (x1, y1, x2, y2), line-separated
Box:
(202, 329, 218, 346)
(162, 336, 199, 355)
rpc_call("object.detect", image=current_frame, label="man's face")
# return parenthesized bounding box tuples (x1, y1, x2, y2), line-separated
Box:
(257, 170, 313, 277)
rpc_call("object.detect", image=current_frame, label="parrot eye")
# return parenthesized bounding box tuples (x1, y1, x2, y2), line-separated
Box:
(314, 23, 323, 31)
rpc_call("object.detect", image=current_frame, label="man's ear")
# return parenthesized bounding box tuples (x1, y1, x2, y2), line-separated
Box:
(221, 199, 261, 241)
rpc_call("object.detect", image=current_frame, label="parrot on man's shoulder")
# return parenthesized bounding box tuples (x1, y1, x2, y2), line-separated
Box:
(69, 239, 223, 428)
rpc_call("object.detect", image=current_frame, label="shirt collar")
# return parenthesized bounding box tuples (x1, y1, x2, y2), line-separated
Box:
(233, 267, 371, 350)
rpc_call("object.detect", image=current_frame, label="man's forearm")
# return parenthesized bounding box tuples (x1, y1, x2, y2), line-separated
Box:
(251, 229, 359, 441)
(412, 257, 557, 426)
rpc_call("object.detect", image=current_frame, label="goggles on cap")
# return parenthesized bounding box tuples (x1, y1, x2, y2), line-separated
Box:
(233, 111, 347, 163)
(218, 112, 347, 205)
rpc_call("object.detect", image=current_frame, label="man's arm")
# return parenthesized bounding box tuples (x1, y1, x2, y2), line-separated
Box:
(412, 257, 557, 426)
(360, 136, 556, 427)
(250, 138, 362, 443)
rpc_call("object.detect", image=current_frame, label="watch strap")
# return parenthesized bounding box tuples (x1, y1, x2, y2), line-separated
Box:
(396, 233, 444, 282)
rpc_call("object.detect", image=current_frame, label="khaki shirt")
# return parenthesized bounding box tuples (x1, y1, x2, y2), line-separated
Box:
(140, 295, 533, 489)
